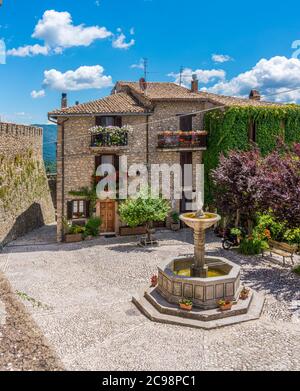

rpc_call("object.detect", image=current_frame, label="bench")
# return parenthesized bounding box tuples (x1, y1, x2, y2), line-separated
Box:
(262, 240, 297, 266)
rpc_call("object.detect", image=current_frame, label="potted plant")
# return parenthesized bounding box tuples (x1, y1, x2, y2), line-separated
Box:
(239, 287, 250, 300)
(150, 275, 158, 287)
(179, 298, 193, 311)
(170, 212, 180, 231)
(64, 224, 85, 243)
(218, 299, 233, 311)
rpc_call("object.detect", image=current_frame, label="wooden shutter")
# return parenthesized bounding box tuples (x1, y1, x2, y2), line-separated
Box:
(85, 200, 91, 218)
(67, 201, 73, 219)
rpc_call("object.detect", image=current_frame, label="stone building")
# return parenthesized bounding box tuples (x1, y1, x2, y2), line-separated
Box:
(0, 122, 55, 246)
(49, 78, 280, 242)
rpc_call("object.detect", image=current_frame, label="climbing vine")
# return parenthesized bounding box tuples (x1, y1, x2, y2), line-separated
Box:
(203, 105, 300, 205)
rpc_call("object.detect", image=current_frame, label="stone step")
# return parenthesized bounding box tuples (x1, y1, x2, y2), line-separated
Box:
(145, 287, 252, 322)
(132, 289, 265, 330)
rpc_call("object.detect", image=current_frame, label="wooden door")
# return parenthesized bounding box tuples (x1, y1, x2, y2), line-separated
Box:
(99, 200, 115, 233)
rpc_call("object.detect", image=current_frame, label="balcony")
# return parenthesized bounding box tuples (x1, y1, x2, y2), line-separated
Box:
(157, 131, 207, 151)
(90, 126, 129, 151)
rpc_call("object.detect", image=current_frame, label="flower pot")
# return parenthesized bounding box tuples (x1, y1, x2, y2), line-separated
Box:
(240, 293, 249, 300)
(219, 302, 233, 311)
(179, 303, 193, 311)
(65, 233, 82, 243)
(171, 222, 180, 231)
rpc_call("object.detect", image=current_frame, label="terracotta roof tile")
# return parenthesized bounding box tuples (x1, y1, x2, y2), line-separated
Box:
(49, 92, 148, 116)
(118, 81, 283, 107)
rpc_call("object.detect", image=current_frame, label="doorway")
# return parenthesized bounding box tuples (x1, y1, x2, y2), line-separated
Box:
(98, 200, 116, 233)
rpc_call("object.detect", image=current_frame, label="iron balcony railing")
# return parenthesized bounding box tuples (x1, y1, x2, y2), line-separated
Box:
(91, 131, 128, 147)
(157, 131, 207, 149)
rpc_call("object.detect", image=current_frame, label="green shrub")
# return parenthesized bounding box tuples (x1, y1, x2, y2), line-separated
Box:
(171, 212, 180, 224)
(239, 235, 268, 256)
(255, 213, 286, 241)
(85, 217, 102, 237)
(68, 225, 85, 235)
(283, 228, 300, 245)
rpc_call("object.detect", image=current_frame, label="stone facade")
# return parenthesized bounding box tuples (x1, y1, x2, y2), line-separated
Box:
(0, 123, 55, 246)
(55, 96, 215, 241)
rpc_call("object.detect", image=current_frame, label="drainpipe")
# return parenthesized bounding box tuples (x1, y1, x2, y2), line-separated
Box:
(48, 115, 69, 241)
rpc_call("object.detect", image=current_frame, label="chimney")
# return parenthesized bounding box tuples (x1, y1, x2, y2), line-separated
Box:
(249, 89, 261, 101)
(139, 77, 147, 92)
(61, 93, 68, 109)
(191, 74, 199, 93)
(75, 101, 79, 106)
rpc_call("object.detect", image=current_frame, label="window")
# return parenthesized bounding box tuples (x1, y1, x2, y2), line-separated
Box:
(180, 115, 193, 132)
(95, 116, 122, 127)
(67, 200, 90, 220)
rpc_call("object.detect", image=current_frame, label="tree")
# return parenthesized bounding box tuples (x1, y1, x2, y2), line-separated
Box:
(211, 148, 261, 231)
(119, 191, 170, 243)
(256, 144, 300, 228)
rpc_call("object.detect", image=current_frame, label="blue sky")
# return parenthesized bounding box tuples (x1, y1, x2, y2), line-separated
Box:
(1, 0, 300, 124)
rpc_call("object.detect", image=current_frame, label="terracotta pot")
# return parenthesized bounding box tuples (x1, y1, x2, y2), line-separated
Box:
(179, 303, 193, 311)
(171, 222, 180, 231)
(240, 292, 250, 300)
(65, 233, 82, 243)
(219, 302, 233, 311)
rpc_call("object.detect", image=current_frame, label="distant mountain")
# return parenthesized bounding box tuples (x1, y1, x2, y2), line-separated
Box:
(32, 124, 57, 172)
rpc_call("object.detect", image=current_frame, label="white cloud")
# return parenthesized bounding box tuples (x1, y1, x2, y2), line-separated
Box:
(130, 59, 144, 69)
(32, 10, 112, 49)
(212, 54, 233, 63)
(208, 56, 300, 102)
(31, 89, 46, 99)
(168, 67, 226, 87)
(112, 32, 135, 49)
(42, 65, 113, 91)
(7, 44, 49, 57)
(8, 10, 135, 56)
(95, 0, 100, 6)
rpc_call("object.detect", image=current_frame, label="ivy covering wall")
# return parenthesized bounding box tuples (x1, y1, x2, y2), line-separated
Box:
(203, 105, 300, 204)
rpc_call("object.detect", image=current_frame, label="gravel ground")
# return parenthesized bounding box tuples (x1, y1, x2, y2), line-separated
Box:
(0, 224, 299, 371)
(0, 271, 64, 371)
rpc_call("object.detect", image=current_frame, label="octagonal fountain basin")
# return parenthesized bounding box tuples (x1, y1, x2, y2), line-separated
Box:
(180, 212, 221, 230)
(157, 256, 241, 310)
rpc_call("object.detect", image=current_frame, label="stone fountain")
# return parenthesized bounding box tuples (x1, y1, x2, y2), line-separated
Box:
(133, 208, 265, 329)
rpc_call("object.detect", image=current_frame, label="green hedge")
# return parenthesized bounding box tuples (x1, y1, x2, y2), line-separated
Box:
(203, 105, 300, 205)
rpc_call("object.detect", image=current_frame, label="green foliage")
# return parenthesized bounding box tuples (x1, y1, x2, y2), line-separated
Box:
(85, 217, 102, 237)
(119, 191, 170, 228)
(239, 235, 268, 256)
(283, 228, 300, 245)
(230, 228, 242, 237)
(254, 213, 286, 241)
(68, 225, 85, 235)
(171, 211, 180, 223)
(203, 105, 300, 204)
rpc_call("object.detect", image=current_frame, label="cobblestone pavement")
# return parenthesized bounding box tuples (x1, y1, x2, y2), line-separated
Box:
(0, 225, 299, 371)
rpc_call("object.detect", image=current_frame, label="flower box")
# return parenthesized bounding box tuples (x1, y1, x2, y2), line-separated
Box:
(65, 233, 83, 243)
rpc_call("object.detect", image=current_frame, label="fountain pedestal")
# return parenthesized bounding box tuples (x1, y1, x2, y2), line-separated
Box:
(193, 229, 208, 278)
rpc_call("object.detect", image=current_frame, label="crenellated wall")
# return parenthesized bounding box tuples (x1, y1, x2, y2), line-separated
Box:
(0, 122, 55, 246)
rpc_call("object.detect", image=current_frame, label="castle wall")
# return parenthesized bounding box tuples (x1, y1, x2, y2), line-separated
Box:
(0, 122, 55, 246)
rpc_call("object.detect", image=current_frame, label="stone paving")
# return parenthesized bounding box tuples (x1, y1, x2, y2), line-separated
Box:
(0, 224, 299, 371)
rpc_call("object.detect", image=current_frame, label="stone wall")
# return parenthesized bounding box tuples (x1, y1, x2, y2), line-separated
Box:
(0, 122, 55, 246)
(56, 99, 211, 240)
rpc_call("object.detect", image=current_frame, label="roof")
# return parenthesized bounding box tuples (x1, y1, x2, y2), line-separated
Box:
(196, 90, 282, 107)
(117, 81, 203, 101)
(48, 92, 149, 116)
(118, 81, 283, 107)
(49, 81, 285, 118)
